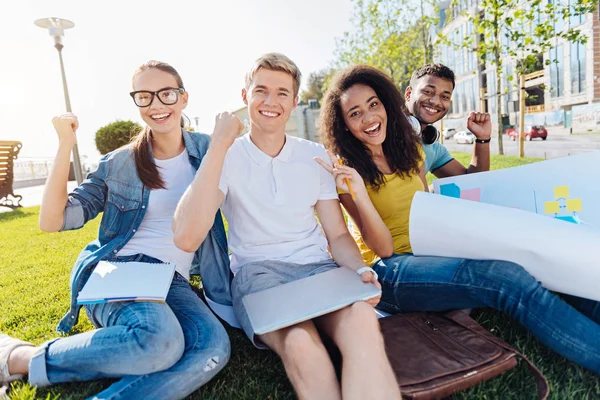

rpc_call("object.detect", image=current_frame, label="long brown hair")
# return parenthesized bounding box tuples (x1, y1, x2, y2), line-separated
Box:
(320, 65, 421, 190)
(131, 60, 185, 189)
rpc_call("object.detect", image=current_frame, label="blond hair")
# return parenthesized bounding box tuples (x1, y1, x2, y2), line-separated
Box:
(245, 53, 302, 97)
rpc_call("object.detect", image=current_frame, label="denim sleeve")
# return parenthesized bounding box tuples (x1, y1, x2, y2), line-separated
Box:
(60, 155, 110, 231)
(430, 143, 454, 172)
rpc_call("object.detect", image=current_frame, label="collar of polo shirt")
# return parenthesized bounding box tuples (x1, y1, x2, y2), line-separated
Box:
(242, 134, 294, 165)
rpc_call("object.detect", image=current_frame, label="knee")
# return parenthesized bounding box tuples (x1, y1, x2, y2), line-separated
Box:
(464, 259, 538, 289)
(466, 260, 543, 310)
(345, 301, 380, 331)
(337, 302, 383, 345)
(490, 260, 539, 289)
(130, 324, 186, 374)
(278, 325, 324, 369)
(202, 327, 231, 374)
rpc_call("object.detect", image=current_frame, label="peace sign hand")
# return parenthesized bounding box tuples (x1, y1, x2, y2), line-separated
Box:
(314, 150, 367, 198)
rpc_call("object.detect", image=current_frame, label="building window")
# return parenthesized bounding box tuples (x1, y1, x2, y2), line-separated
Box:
(569, 0, 585, 27)
(549, 0, 565, 32)
(468, 78, 477, 111)
(452, 83, 460, 114)
(466, 22, 474, 71)
(550, 45, 564, 97)
(461, 81, 467, 112)
(570, 41, 586, 93)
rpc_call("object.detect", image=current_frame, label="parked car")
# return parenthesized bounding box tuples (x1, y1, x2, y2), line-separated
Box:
(454, 130, 475, 144)
(506, 125, 548, 141)
(443, 128, 457, 139)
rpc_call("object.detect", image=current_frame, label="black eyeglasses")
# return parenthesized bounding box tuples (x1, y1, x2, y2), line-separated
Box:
(129, 87, 185, 107)
(421, 125, 440, 145)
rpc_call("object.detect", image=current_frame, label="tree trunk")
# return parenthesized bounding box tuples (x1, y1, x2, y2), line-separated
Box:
(492, 14, 504, 155)
(496, 68, 504, 155)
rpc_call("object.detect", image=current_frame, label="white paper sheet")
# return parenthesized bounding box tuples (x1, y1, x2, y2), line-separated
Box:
(433, 151, 600, 228)
(409, 192, 600, 301)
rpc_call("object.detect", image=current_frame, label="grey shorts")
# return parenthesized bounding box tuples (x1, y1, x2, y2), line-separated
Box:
(231, 259, 339, 349)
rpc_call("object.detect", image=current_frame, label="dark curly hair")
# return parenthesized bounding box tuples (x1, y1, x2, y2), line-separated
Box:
(410, 63, 455, 89)
(320, 65, 421, 190)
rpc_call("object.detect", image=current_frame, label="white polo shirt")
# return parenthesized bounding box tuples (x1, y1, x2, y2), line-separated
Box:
(218, 133, 338, 274)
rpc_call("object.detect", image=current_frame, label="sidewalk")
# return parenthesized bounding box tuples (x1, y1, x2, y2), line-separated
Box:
(0, 181, 78, 214)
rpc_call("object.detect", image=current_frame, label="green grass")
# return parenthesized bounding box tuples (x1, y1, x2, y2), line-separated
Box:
(1, 152, 598, 399)
(453, 152, 543, 170)
(426, 153, 543, 186)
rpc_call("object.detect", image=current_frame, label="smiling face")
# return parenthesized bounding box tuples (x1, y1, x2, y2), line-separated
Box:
(242, 68, 298, 136)
(405, 75, 453, 126)
(132, 68, 188, 136)
(340, 84, 388, 152)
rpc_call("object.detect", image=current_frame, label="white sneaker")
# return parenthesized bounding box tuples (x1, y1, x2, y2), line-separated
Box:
(0, 334, 33, 395)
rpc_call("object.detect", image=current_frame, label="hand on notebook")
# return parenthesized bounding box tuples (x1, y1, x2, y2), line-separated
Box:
(360, 271, 382, 307)
(314, 150, 367, 198)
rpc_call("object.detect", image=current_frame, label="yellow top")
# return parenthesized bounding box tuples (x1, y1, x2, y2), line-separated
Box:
(350, 152, 425, 266)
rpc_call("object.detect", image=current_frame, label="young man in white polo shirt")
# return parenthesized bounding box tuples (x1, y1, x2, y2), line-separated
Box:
(173, 53, 400, 400)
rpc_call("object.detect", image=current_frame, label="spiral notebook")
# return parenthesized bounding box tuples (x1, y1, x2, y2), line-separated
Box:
(77, 260, 176, 305)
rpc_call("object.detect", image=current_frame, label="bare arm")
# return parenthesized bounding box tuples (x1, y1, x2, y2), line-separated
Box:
(39, 114, 79, 232)
(315, 152, 394, 258)
(418, 164, 429, 192)
(315, 198, 382, 307)
(173, 112, 242, 252)
(433, 111, 491, 178)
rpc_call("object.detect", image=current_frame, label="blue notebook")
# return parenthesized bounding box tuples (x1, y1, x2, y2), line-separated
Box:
(77, 260, 176, 305)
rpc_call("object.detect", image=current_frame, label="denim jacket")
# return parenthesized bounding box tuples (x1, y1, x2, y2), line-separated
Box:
(57, 130, 232, 334)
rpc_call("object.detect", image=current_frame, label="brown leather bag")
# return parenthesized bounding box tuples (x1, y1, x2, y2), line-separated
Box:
(380, 310, 549, 400)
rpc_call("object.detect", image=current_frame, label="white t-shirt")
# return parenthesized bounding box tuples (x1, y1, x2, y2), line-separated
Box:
(118, 149, 196, 279)
(218, 134, 338, 274)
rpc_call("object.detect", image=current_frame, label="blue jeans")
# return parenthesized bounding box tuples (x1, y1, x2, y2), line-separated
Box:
(28, 255, 231, 400)
(373, 254, 600, 374)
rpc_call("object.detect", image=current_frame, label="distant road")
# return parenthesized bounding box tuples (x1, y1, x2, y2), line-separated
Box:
(442, 132, 600, 159)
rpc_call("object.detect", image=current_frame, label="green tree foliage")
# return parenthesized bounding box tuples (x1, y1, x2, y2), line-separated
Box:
(333, 0, 438, 89)
(300, 69, 332, 103)
(95, 120, 143, 155)
(446, 0, 596, 154)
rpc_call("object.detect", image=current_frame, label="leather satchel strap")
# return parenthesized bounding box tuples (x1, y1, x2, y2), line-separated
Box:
(445, 311, 549, 400)
(480, 331, 549, 400)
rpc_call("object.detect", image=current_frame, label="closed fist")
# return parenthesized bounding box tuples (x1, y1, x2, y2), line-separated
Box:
(212, 112, 244, 149)
(52, 113, 78, 145)
(466, 112, 491, 140)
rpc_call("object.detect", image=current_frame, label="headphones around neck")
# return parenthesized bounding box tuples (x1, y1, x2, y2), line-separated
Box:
(407, 115, 440, 145)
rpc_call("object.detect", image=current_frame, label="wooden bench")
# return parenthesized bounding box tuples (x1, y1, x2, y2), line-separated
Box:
(0, 141, 23, 209)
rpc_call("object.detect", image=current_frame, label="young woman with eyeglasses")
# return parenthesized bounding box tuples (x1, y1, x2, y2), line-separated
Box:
(0, 61, 231, 399)
(316, 64, 600, 375)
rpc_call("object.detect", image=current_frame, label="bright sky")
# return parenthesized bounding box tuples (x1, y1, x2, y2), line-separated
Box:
(1, 0, 354, 163)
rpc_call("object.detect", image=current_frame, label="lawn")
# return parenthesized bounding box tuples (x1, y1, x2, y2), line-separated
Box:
(2, 152, 599, 399)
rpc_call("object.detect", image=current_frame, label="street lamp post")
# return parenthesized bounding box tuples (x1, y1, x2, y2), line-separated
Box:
(34, 17, 84, 184)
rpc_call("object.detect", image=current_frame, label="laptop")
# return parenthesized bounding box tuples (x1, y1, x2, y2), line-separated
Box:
(242, 266, 381, 335)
